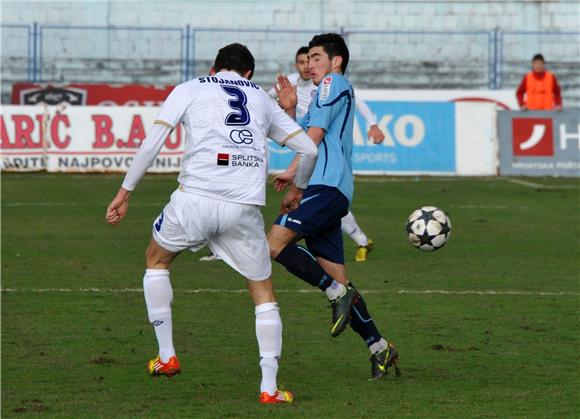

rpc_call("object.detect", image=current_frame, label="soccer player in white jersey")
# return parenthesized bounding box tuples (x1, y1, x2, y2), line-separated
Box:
(105, 43, 319, 404)
(268, 47, 317, 120)
(270, 46, 384, 262)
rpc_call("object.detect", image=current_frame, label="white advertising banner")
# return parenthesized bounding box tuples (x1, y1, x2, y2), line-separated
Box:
(1, 105, 183, 172)
(357, 89, 519, 110)
(2, 94, 501, 176)
(455, 102, 499, 176)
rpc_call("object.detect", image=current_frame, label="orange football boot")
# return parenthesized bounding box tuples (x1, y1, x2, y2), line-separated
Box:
(259, 389, 294, 404)
(147, 355, 181, 377)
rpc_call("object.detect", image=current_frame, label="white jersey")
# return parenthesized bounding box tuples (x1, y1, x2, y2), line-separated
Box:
(153, 71, 303, 206)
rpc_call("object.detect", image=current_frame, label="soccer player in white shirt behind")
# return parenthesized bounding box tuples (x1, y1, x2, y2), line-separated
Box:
(270, 46, 384, 262)
(268, 46, 317, 120)
(106, 43, 318, 404)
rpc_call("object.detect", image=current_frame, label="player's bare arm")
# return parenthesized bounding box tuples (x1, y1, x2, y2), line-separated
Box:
(367, 125, 385, 143)
(355, 99, 385, 143)
(105, 121, 172, 226)
(274, 74, 298, 119)
(279, 185, 302, 215)
(106, 187, 131, 226)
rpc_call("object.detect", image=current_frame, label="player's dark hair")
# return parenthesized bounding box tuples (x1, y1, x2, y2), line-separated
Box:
(532, 54, 545, 62)
(295, 46, 309, 59)
(213, 43, 255, 79)
(308, 33, 349, 73)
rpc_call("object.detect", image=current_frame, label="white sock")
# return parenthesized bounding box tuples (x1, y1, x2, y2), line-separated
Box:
(341, 211, 369, 247)
(259, 358, 279, 395)
(143, 269, 175, 363)
(255, 302, 282, 395)
(325, 280, 346, 301)
(369, 337, 388, 355)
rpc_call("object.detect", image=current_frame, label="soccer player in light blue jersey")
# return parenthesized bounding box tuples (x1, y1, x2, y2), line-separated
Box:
(267, 33, 399, 380)
(268, 46, 382, 263)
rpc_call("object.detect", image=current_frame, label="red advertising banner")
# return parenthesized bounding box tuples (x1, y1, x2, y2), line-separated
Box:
(11, 83, 174, 106)
(1, 106, 183, 172)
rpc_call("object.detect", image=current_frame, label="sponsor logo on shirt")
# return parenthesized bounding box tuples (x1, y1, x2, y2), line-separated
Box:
(217, 153, 263, 168)
(319, 77, 332, 102)
(229, 129, 254, 144)
(217, 153, 230, 166)
(231, 154, 264, 168)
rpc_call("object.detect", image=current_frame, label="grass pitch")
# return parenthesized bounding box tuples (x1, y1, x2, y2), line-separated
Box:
(2, 173, 579, 418)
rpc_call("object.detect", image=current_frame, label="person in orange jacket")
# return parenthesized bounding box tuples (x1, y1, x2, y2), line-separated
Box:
(516, 54, 563, 111)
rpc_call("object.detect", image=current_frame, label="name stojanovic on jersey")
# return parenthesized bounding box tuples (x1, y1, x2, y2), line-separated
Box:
(155, 71, 301, 206)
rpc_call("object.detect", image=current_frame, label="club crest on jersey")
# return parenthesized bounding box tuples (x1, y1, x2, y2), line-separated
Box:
(229, 129, 254, 144)
(319, 77, 332, 102)
(217, 153, 229, 166)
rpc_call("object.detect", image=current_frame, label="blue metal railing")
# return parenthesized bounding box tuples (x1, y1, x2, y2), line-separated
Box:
(1, 23, 578, 90)
(183, 27, 330, 81)
(497, 30, 580, 89)
(0, 24, 34, 81)
(35, 25, 185, 83)
(343, 29, 496, 89)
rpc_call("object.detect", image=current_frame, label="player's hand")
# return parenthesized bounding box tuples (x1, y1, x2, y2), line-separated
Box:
(274, 75, 297, 112)
(106, 188, 131, 226)
(280, 185, 303, 215)
(555, 105, 563, 112)
(273, 170, 296, 192)
(521, 105, 528, 111)
(367, 124, 385, 144)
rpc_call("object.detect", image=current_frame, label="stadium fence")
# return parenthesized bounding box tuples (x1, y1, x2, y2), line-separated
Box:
(1, 24, 579, 105)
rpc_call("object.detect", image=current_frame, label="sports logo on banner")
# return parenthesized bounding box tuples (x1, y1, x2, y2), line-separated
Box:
(499, 110, 580, 177)
(268, 101, 456, 174)
(11, 83, 173, 106)
(512, 118, 554, 156)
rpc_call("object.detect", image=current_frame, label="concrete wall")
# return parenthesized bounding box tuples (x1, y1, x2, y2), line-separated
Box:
(3, 0, 579, 31)
(2, 1, 579, 105)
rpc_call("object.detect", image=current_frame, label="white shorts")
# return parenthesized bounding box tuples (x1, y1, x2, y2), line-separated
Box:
(152, 189, 272, 281)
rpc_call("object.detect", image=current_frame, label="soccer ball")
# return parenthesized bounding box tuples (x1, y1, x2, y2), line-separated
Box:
(405, 206, 452, 251)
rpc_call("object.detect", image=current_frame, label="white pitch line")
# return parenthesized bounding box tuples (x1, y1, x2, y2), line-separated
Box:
(397, 289, 579, 297)
(507, 178, 579, 190)
(449, 204, 510, 210)
(3, 202, 519, 210)
(1, 288, 578, 297)
(355, 177, 470, 183)
(3, 202, 162, 207)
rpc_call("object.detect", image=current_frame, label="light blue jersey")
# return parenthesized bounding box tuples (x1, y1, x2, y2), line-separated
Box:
(300, 73, 354, 203)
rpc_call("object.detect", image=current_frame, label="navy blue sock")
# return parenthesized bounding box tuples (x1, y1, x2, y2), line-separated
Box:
(349, 291, 383, 347)
(274, 244, 334, 291)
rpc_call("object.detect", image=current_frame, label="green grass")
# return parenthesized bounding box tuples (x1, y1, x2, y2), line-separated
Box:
(2, 173, 579, 418)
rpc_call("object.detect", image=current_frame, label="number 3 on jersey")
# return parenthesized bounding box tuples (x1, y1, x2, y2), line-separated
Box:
(222, 86, 250, 126)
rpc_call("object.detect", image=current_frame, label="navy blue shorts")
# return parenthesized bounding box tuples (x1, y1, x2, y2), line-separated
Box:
(274, 185, 349, 264)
